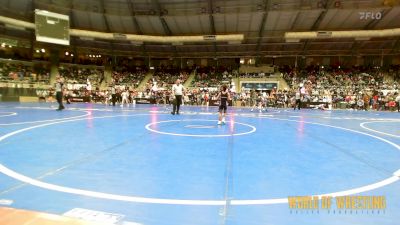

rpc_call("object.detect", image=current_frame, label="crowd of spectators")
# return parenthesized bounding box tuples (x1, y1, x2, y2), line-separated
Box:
(58, 65, 104, 87)
(239, 72, 271, 78)
(191, 66, 234, 88)
(279, 65, 400, 111)
(0, 61, 50, 84)
(1, 57, 399, 111)
(111, 65, 147, 88)
(56, 64, 400, 112)
(146, 66, 191, 91)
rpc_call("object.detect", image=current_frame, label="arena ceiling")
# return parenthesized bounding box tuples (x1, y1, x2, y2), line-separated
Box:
(1, 0, 400, 58)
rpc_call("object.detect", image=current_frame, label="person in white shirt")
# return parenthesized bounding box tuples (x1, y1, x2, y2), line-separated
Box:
(104, 90, 110, 105)
(204, 92, 210, 107)
(86, 79, 92, 92)
(121, 90, 130, 107)
(151, 81, 158, 92)
(183, 94, 190, 105)
(171, 79, 185, 115)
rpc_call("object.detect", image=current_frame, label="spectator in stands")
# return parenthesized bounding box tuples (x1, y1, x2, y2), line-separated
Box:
(363, 93, 370, 111)
(64, 88, 71, 104)
(396, 93, 400, 112)
(283, 90, 289, 108)
(294, 87, 301, 110)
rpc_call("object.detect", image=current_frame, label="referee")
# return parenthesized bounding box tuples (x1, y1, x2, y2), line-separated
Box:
(55, 75, 65, 111)
(171, 79, 185, 115)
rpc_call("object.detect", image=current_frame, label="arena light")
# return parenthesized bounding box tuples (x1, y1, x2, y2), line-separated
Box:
(5, 24, 26, 31)
(203, 35, 216, 41)
(113, 33, 127, 40)
(316, 31, 332, 38)
(285, 39, 300, 43)
(284, 28, 400, 40)
(0, 15, 244, 44)
(228, 41, 241, 44)
(355, 37, 370, 41)
(0, 15, 35, 29)
(41, 48, 45, 53)
(130, 41, 143, 45)
(80, 37, 94, 41)
(70, 29, 244, 44)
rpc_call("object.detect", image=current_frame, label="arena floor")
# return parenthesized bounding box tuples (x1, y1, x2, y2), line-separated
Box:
(0, 102, 399, 225)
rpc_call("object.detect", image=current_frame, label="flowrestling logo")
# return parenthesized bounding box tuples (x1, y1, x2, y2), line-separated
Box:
(359, 12, 382, 20)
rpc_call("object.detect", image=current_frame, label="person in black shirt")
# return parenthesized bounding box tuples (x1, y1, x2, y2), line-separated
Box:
(55, 75, 65, 111)
(111, 86, 117, 106)
(216, 85, 230, 125)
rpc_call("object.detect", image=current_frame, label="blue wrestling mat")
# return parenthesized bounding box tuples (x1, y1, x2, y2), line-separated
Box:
(0, 102, 399, 225)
